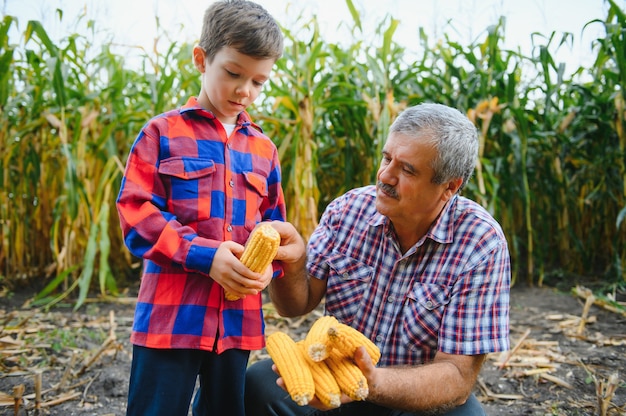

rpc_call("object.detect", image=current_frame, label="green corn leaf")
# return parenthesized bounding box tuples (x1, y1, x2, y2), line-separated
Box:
(34, 265, 79, 301)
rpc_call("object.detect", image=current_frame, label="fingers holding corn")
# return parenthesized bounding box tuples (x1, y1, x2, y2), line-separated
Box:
(224, 223, 281, 301)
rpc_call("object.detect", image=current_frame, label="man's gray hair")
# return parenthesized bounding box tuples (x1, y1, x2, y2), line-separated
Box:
(389, 103, 479, 190)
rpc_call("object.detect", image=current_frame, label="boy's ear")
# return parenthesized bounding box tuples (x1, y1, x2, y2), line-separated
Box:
(193, 45, 206, 72)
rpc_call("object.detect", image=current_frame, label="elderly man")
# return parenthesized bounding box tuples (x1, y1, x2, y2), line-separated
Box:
(246, 103, 511, 416)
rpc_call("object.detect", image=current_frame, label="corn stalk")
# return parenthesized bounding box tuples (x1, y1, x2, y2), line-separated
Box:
(2, 0, 626, 305)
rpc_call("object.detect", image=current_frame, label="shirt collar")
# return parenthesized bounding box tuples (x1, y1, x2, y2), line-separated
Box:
(179, 97, 254, 128)
(428, 194, 457, 244)
(367, 194, 458, 245)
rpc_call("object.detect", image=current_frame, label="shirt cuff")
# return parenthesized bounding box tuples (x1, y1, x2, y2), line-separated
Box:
(185, 244, 217, 275)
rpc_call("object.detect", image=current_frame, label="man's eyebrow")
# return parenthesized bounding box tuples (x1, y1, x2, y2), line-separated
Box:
(402, 160, 416, 173)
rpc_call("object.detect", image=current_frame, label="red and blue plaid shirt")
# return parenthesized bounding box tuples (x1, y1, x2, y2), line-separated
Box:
(308, 186, 510, 366)
(117, 97, 286, 352)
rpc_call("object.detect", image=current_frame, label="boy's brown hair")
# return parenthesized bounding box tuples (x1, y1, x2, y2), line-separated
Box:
(199, 0, 284, 62)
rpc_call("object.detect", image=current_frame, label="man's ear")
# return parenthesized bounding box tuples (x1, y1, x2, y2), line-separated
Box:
(442, 177, 463, 201)
(192, 45, 206, 72)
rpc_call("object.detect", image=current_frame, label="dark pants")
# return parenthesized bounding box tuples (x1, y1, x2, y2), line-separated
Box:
(245, 359, 486, 416)
(126, 345, 250, 416)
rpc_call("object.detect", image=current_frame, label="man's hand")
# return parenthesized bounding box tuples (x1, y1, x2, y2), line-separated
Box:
(269, 221, 306, 264)
(353, 346, 379, 392)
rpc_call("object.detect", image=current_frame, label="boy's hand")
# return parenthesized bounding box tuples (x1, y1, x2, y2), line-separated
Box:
(210, 241, 268, 298)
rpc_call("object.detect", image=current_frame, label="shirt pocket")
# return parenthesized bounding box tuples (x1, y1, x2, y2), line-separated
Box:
(324, 253, 373, 326)
(401, 283, 451, 356)
(242, 171, 269, 229)
(158, 157, 216, 223)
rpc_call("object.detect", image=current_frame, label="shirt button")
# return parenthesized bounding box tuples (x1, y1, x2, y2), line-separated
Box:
(342, 272, 349, 279)
(425, 300, 434, 309)
(375, 335, 384, 343)
(227, 225, 232, 232)
(387, 295, 395, 303)
(229, 179, 234, 187)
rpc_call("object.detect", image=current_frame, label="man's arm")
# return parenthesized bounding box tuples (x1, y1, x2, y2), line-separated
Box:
(268, 221, 326, 317)
(356, 349, 485, 414)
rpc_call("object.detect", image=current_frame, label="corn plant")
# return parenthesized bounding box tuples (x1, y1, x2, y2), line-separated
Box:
(254, 16, 327, 240)
(2, 0, 625, 308)
(258, 1, 418, 231)
(1, 12, 198, 308)
(574, 0, 626, 282)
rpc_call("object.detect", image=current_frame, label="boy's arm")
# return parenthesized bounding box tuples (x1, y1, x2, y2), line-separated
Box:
(116, 131, 220, 275)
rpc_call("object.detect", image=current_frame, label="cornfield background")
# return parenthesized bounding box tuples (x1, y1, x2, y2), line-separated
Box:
(1, 0, 625, 309)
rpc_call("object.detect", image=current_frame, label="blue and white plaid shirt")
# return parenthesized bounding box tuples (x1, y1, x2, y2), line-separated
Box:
(307, 186, 510, 366)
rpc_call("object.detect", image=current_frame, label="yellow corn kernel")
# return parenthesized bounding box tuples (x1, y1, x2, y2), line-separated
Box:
(225, 223, 280, 301)
(325, 348, 369, 401)
(224, 291, 241, 301)
(304, 315, 339, 362)
(297, 341, 341, 409)
(327, 323, 381, 365)
(240, 223, 281, 273)
(266, 332, 315, 406)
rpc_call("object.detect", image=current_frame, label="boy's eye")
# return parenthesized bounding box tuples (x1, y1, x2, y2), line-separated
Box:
(226, 70, 239, 78)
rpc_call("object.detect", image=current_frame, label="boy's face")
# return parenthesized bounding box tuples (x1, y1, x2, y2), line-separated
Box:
(193, 46, 275, 125)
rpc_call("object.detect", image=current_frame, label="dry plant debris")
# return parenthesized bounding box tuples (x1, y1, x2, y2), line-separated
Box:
(0, 304, 130, 414)
(0, 285, 624, 415)
(479, 285, 625, 415)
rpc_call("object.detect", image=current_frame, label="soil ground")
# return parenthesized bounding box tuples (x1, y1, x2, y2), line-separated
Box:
(1, 283, 624, 416)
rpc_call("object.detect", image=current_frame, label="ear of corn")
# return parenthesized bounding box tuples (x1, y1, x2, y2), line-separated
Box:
(297, 341, 342, 408)
(327, 323, 381, 365)
(266, 332, 315, 406)
(325, 348, 369, 401)
(224, 223, 281, 301)
(224, 291, 243, 301)
(240, 223, 281, 273)
(304, 315, 338, 362)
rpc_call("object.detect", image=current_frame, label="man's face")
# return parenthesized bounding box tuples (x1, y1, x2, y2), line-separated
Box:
(375, 132, 455, 228)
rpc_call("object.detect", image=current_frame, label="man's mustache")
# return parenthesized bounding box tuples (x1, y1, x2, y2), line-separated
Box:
(377, 181, 398, 199)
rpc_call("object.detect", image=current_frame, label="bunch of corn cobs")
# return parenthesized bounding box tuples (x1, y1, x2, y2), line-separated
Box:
(266, 315, 381, 408)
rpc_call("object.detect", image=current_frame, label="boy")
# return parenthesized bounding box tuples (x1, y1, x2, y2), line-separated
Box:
(116, 1, 284, 415)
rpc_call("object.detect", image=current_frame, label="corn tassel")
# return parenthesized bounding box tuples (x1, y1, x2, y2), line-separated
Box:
(225, 223, 281, 301)
(325, 348, 369, 401)
(327, 323, 381, 365)
(266, 332, 315, 406)
(304, 315, 339, 362)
